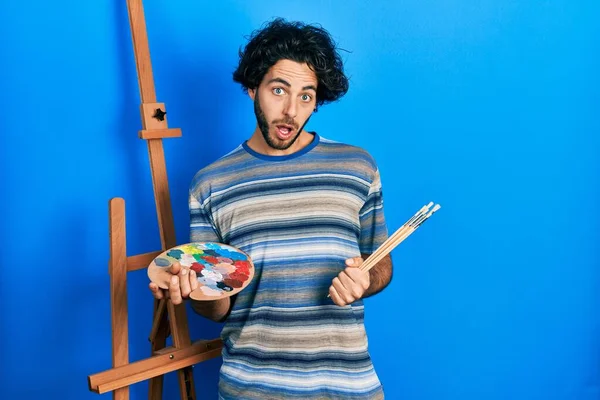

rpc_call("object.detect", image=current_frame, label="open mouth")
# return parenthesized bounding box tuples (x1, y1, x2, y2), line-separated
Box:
(275, 124, 295, 140)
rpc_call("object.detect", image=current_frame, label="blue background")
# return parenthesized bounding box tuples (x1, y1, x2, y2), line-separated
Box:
(1, 1, 598, 399)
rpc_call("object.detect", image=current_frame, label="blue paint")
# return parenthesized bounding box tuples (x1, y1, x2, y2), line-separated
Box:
(154, 257, 171, 267)
(166, 249, 184, 259)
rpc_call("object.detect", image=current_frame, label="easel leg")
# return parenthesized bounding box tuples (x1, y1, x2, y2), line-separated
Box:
(148, 299, 169, 400)
(148, 299, 196, 400)
(124, 1, 203, 397)
(168, 302, 197, 400)
(109, 198, 130, 400)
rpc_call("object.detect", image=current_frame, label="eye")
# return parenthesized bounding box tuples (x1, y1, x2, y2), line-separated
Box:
(272, 87, 285, 95)
(300, 94, 313, 102)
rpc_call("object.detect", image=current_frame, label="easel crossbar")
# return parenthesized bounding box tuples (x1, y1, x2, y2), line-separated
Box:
(89, 339, 223, 394)
(109, 250, 163, 273)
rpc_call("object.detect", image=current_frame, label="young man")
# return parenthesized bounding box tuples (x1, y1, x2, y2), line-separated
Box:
(149, 18, 393, 399)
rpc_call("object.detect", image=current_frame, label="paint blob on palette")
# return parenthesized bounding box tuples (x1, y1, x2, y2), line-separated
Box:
(147, 242, 254, 301)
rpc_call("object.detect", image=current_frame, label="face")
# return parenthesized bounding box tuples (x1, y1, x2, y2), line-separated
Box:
(249, 59, 318, 153)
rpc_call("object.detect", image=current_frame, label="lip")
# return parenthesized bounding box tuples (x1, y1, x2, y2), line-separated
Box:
(276, 124, 294, 130)
(275, 124, 295, 140)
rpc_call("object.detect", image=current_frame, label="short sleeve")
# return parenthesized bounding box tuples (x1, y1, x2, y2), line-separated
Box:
(189, 191, 222, 243)
(358, 168, 388, 254)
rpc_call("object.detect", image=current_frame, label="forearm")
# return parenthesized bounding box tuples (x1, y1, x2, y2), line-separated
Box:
(189, 297, 231, 322)
(362, 253, 393, 297)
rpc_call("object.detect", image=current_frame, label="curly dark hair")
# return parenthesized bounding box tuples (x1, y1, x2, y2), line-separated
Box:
(232, 18, 349, 108)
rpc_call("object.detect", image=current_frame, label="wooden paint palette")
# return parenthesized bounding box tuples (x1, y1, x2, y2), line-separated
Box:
(148, 242, 254, 301)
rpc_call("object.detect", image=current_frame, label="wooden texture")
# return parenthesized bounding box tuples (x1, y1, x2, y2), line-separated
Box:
(126, 0, 156, 103)
(146, 139, 176, 249)
(168, 302, 192, 348)
(141, 102, 168, 130)
(89, 339, 223, 394)
(148, 298, 167, 343)
(146, 135, 195, 400)
(125, 1, 197, 398)
(149, 298, 169, 400)
(127, 250, 163, 272)
(88, 1, 227, 398)
(139, 128, 182, 140)
(168, 302, 197, 399)
(109, 198, 130, 400)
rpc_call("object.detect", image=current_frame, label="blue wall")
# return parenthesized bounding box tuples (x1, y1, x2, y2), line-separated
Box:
(1, 1, 598, 399)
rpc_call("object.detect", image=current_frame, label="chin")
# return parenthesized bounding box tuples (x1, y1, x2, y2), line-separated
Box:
(267, 131, 300, 151)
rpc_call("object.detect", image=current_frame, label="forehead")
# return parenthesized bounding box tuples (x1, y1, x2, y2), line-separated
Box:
(262, 59, 318, 88)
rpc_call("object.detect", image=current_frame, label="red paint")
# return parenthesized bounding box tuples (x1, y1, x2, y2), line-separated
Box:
(190, 262, 204, 273)
(234, 260, 250, 269)
(230, 272, 249, 282)
(223, 278, 243, 288)
(234, 261, 250, 275)
(201, 256, 219, 265)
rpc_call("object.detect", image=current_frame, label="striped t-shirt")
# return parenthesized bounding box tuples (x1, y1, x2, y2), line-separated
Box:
(189, 132, 388, 399)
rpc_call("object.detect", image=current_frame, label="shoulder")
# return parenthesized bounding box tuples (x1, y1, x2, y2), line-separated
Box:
(317, 135, 380, 176)
(189, 144, 247, 198)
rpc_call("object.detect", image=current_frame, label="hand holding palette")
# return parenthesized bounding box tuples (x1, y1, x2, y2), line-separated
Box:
(147, 242, 254, 301)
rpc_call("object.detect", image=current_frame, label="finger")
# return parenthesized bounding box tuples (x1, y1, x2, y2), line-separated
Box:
(338, 270, 354, 287)
(332, 275, 355, 305)
(328, 285, 346, 307)
(331, 276, 347, 295)
(169, 275, 183, 305)
(190, 270, 199, 292)
(337, 271, 358, 298)
(339, 270, 365, 299)
(345, 256, 364, 268)
(149, 282, 164, 300)
(345, 267, 370, 291)
(179, 267, 191, 298)
(169, 261, 181, 275)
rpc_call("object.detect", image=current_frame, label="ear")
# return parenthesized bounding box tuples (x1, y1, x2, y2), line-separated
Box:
(248, 88, 256, 101)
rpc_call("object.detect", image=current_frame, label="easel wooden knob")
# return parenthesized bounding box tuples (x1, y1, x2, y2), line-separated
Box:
(139, 102, 182, 139)
(87, 1, 222, 399)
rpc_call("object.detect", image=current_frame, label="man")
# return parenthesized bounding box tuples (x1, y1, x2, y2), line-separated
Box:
(149, 18, 393, 399)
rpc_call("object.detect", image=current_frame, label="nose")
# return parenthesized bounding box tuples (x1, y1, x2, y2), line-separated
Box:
(283, 97, 298, 119)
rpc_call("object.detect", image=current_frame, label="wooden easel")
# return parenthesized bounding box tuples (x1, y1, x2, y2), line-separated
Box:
(87, 0, 223, 398)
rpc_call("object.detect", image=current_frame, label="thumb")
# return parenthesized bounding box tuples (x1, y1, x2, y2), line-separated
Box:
(169, 261, 181, 275)
(345, 256, 363, 268)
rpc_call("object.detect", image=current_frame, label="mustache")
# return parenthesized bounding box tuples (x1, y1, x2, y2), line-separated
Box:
(272, 118, 299, 129)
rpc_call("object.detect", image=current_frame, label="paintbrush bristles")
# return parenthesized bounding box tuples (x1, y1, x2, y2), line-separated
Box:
(359, 202, 440, 273)
(413, 204, 441, 229)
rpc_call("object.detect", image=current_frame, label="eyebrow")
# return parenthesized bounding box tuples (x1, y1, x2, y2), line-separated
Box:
(267, 78, 317, 93)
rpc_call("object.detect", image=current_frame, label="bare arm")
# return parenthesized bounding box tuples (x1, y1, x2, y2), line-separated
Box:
(189, 297, 232, 323)
(362, 253, 393, 297)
